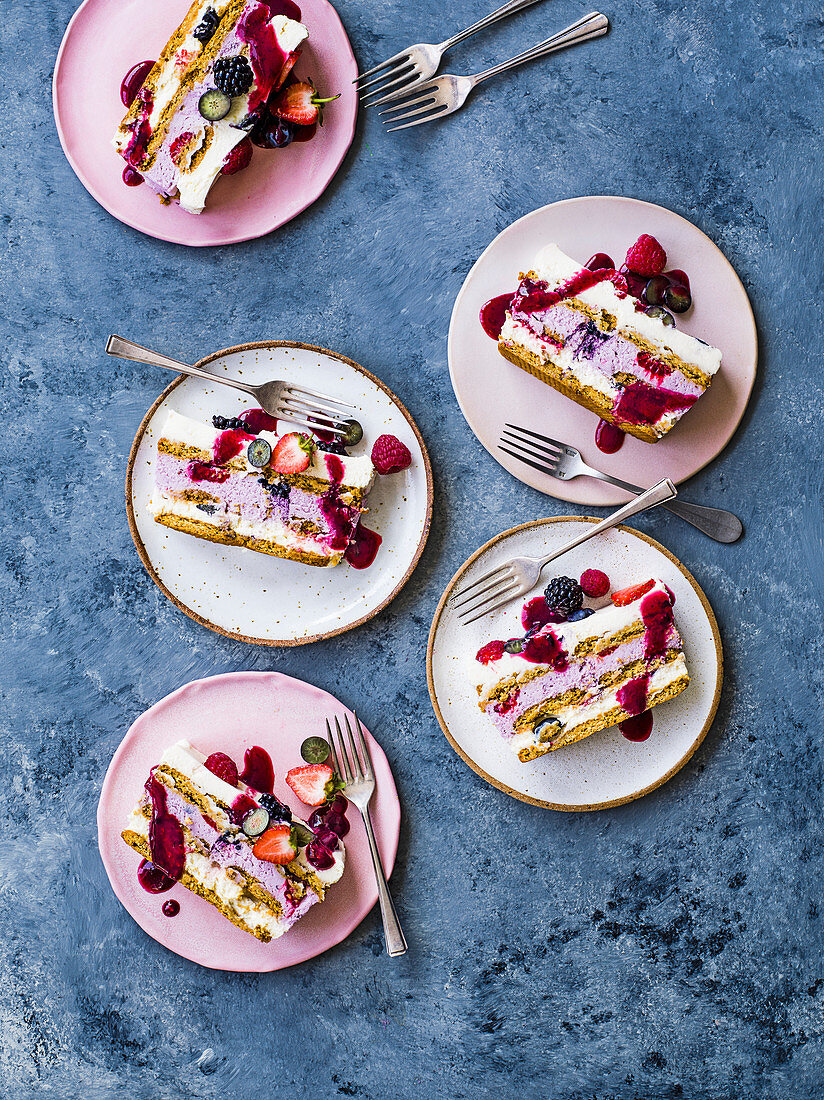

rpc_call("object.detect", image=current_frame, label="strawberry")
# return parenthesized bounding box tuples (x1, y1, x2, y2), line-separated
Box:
(611, 579, 655, 607)
(270, 80, 340, 127)
(272, 432, 314, 475)
(253, 823, 297, 865)
(285, 762, 340, 806)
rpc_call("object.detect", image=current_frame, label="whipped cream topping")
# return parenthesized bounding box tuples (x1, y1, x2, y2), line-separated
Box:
(525, 244, 722, 376)
(473, 579, 676, 696)
(158, 408, 376, 490)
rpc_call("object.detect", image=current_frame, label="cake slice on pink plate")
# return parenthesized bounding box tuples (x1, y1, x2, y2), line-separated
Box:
(114, 0, 307, 213)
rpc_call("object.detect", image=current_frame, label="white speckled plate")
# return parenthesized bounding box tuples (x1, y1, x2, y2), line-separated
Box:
(448, 196, 757, 506)
(427, 519, 723, 810)
(127, 342, 432, 645)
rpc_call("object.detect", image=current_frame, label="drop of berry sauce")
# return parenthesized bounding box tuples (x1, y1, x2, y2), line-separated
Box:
(162, 899, 180, 917)
(120, 60, 155, 108)
(595, 419, 625, 454)
(345, 524, 382, 569)
(240, 746, 274, 793)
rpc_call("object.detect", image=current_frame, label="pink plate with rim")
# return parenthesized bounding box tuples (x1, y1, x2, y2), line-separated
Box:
(97, 672, 400, 971)
(448, 196, 758, 506)
(53, 0, 357, 246)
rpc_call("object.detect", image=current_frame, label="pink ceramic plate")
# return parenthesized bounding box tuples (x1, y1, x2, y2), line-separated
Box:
(53, 0, 357, 246)
(448, 196, 758, 506)
(97, 672, 400, 971)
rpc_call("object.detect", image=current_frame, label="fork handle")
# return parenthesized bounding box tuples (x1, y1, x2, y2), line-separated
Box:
(440, 0, 551, 52)
(106, 335, 258, 397)
(580, 467, 743, 543)
(360, 805, 407, 956)
(472, 11, 609, 85)
(538, 478, 677, 569)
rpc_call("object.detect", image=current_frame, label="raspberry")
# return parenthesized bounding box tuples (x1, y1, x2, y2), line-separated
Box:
(624, 234, 667, 277)
(371, 434, 412, 475)
(222, 137, 253, 175)
(476, 640, 505, 665)
(170, 132, 195, 167)
(580, 569, 610, 598)
(204, 752, 239, 786)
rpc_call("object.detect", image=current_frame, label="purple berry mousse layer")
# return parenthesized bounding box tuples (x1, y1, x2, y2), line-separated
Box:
(158, 787, 317, 928)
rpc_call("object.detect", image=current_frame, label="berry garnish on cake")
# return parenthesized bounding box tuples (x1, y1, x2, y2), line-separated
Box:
(482, 238, 720, 444)
(114, 0, 339, 212)
(121, 741, 347, 941)
(149, 409, 380, 568)
(472, 577, 689, 761)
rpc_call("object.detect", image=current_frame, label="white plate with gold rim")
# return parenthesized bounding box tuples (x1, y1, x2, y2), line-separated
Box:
(427, 518, 723, 811)
(127, 341, 433, 646)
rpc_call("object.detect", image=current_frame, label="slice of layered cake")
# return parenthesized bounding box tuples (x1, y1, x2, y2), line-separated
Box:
(114, 0, 308, 213)
(473, 579, 689, 761)
(122, 741, 346, 941)
(494, 243, 722, 442)
(150, 409, 376, 566)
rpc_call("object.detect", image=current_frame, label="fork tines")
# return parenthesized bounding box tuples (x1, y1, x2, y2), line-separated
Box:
(498, 423, 565, 477)
(276, 387, 353, 438)
(327, 713, 374, 784)
(379, 84, 448, 130)
(355, 49, 418, 104)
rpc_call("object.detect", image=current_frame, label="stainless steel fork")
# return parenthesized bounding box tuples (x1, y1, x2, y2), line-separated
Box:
(356, 0, 551, 106)
(379, 12, 608, 131)
(106, 335, 355, 439)
(451, 478, 676, 622)
(500, 423, 744, 543)
(327, 715, 407, 957)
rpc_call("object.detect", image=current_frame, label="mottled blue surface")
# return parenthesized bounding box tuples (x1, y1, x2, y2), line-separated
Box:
(2, 0, 824, 1095)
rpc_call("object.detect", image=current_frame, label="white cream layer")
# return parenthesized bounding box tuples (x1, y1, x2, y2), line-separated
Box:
(522, 243, 722, 376)
(158, 409, 376, 490)
(473, 579, 675, 697)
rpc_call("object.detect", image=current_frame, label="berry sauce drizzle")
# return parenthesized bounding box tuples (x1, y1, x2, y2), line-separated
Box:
(614, 382, 697, 427)
(595, 419, 625, 454)
(137, 858, 176, 894)
(522, 627, 568, 670)
(325, 455, 345, 484)
(619, 711, 653, 742)
(616, 588, 676, 741)
(122, 166, 144, 187)
(238, 6, 288, 111)
(345, 524, 382, 569)
(239, 408, 278, 434)
(120, 60, 155, 108)
(240, 746, 274, 793)
(144, 774, 185, 885)
(265, 0, 302, 17)
(479, 293, 516, 340)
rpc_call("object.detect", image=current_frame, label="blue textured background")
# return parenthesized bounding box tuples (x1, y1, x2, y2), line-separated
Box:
(3, 0, 823, 1096)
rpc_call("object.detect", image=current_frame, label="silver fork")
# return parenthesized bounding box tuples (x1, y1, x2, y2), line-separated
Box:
(451, 478, 676, 622)
(501, 424, 744, 543)
(379, 12, 608, 131)
(327, 715, 407, 957)
(357, 0, 551, 106)
(106, 335, 354, 439)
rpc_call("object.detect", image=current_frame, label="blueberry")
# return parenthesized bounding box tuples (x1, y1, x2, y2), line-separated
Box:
(301, 736, 331, 764)
(645, 305, 676, 328)
(315, 439, 348, 455)
(534, 716, 562, 743)
(504, 638, 525, 654)
(212, 415, 228, 429)
(242, 806, 270, 837)
(246, 438, 272, 468)
(567, 608, 594, 621)
(253, 119, 293, 149)
(198, 89, 232, 122)
(342, 419, 363, 447)
(642, 275, 670, 307)
(664, 284, 692, 313)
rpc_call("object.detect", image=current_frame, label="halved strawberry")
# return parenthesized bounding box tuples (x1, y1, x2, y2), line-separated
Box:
(270, 80, 340, 127)
(611, 579, 655, 607)
(253, 823, 297, 865)
(272, 432, 314, 475)
(285, 762, 340, 807)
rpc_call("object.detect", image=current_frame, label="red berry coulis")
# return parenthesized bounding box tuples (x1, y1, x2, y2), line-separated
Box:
(595, 419, 625, 454)
(162, 899, 180, 917)
(479, 292, 516, 340)
(122, 166, 144, 187)
(144, 774, 185, 886)
(240, 746, 274, 793)
(137, 858, 176, 894)
(120, 60, 155, 108)
(345, 524, 382, 569)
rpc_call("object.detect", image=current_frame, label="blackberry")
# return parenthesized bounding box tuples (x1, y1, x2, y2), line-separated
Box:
(212, 415, 228, 429)
(258, 793, 292, 822)
(212, 414, 246, 430)
(543, 576, 583, 618)
(193, 7, 219, 44)
(213, 56, 254, 97)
